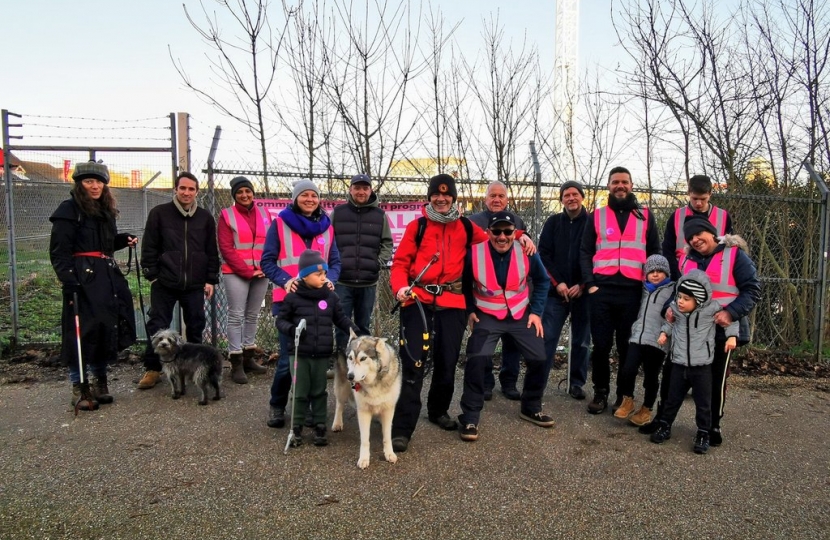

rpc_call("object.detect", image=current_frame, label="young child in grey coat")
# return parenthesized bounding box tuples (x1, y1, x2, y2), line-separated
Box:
(651, 269, 738, 454)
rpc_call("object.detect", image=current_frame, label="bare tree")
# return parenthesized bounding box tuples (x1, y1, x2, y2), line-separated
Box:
(463, 14, 545, 190)
(170, 0, 292, 191)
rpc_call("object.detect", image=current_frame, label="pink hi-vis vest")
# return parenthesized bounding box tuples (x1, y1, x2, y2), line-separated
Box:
(271, 217, 333, 302)
(679, 246, 739, 307)
(592, 206, 649, 281)
(220, 205, 272, 274)
(673, 206, 728, 263)
(471, 241, 530, 320)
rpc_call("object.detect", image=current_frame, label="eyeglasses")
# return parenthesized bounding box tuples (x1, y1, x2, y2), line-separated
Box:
(489, 228, 515, 237)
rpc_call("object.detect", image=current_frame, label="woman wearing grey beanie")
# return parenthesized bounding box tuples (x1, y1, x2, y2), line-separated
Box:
(260, 179, 342, 428)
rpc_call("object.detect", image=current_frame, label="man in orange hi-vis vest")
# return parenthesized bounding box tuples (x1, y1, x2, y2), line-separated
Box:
(579, 166, 661, 415)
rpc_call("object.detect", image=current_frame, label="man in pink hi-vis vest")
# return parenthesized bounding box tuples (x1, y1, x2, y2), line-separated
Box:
(662, 174, 733, 280)
(579, 166, 661, 416)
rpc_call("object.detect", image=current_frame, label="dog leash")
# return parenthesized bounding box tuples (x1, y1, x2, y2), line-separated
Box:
(398, 293, 434, 375)
(125, 245, 149, 339)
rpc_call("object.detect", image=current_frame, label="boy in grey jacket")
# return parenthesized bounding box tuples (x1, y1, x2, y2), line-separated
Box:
(651, 270, 738, 454)
(614, 255, 675, 426)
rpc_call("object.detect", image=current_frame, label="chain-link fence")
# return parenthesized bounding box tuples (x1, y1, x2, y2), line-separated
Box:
(3, 154, 829, 362)
(194, 160, 830, 362)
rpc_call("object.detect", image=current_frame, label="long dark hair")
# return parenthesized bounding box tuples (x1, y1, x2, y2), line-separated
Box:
(71, 183, 118, 218)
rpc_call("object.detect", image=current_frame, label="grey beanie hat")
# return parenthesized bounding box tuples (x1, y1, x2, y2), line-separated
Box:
(559, 180, 585, 200)
(72, 161, 110, 184)
(230, 176, 255, 199)
(644, 254, 670, 277)
(291, 179, 320, 203)
(297, 249, 328, 278)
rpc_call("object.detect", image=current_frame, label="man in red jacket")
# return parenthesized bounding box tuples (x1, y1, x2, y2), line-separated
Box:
(389, 174, 488, 453)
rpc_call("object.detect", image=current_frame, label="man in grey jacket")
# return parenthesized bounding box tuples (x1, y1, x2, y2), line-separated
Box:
(331, 174, 393, 351)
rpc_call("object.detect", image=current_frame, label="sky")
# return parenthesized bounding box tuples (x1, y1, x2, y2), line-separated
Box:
(2, 0, 619, 171)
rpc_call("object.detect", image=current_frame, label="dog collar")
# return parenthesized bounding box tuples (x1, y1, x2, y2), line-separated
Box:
(351, 382, 361, 392)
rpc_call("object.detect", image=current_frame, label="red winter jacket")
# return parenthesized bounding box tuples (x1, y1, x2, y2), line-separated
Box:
(390, 206, 489, 309)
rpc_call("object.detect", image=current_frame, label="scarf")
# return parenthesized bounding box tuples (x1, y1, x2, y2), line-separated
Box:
(644, 277, 672, 293)
(425, 202, 460, 224)
(278, 206, 331, 238)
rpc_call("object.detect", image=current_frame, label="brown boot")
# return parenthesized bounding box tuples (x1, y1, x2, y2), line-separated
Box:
(229, 353, 248, 384)
(137, 370, 161, 389)
(629, 405, 652, 426)
(92, 375, 114, 404)
(71, 382, 99, 412)
(613, 396, 636, 419)
(242, 347, 267, 374)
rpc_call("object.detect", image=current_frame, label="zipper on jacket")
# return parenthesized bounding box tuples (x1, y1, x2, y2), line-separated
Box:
(184, 219, 189, 289)
(685, 313, 692, 367)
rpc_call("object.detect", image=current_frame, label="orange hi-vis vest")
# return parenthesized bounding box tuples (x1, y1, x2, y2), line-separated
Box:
(471, 241, 530, 320)
(592, 206, 649, 281)
(271, 217, 333, 302)
(679, 246, 739, 307)
(220, 205, 272, 274)
(673, 206, 728, 263)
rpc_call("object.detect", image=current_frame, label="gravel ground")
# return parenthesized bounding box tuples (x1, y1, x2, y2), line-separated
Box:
(0, 364, 828, 540)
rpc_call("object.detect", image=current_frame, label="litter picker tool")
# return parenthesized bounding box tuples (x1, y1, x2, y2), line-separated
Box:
(391, 252, 440, 314)
(72, 292, 98, 415)
(284, 318, 307, 454)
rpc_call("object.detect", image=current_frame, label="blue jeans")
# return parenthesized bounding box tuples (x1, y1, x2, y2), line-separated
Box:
(334, 283, 377, 350)
(542, 293, 591, 388)
(269, 302, 293, 409)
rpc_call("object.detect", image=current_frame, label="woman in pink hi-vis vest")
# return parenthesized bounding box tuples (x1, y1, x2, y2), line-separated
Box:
(218, 176, 271, 384)
(260, 180, 342, 429)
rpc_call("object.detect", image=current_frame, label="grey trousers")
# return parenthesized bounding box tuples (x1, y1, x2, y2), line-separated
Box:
(223, 273, 269, 353)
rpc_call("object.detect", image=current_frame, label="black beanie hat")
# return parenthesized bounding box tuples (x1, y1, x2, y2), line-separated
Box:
(683, 215, 718, 242)
(427, 174, 457, 202)
(559, 180, 585, 200)
(230, 176, 255, 200)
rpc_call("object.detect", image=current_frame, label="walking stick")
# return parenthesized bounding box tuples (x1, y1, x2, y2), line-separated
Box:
(557, 321, 572, 395)
(284, 318, 307, 454)
(72, 292, 98, 415)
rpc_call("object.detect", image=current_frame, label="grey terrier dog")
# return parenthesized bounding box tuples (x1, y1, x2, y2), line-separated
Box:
(151, 329, 223, 405)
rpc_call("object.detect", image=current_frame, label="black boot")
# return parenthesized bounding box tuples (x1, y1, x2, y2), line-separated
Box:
(313, 424, 328, 446)
(72, 382, 99, 412)
(267, 407, 285, 428)
(92, 375, 114, 404)
(290, 426, 303, 447)
(587, 389, 608, 414)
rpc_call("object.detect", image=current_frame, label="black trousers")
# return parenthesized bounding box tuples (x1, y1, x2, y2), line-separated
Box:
(143, 283, 206, 371)
(657, 338, 732, 429)
(660, 363, 712, 431)
(587, 285, 641, 396)
(460, 311, 547, 426)
(616, 343, 665, 408)
(392, 304, 465, 440)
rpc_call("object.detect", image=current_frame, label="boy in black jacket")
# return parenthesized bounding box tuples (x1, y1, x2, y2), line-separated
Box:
(277, 250, 359, 447)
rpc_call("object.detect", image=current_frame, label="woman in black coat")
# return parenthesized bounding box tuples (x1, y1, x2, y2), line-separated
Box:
(49, 161, 137, 411)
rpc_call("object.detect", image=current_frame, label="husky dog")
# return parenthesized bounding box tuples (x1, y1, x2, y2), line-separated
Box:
(332, 329, 402, 469)
(151, 329, 222, 405)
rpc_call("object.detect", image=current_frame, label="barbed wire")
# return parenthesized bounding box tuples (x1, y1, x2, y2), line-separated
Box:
(22, 122, 170, 131)
(20, 114, 170, 123)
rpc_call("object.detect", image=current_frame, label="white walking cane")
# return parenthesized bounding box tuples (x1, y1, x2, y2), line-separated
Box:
(284, 318, 307, 454)
(557, 321, 572, 395)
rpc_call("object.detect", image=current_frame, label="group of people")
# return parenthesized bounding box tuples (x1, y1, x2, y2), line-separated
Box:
(50, 161, 760, 456)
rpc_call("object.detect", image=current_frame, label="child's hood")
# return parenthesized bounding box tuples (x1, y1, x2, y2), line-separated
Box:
(675, 269, 714, 309)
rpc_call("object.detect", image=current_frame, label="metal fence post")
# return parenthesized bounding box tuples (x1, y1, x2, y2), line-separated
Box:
(529, 141, 542, 238)
(2, 110, 21, 348)
(206, 126, 222, 347)
(804, 161, 829, 361)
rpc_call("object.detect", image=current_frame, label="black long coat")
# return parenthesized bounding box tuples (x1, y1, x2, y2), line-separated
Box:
(49, 195, 136, 369)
